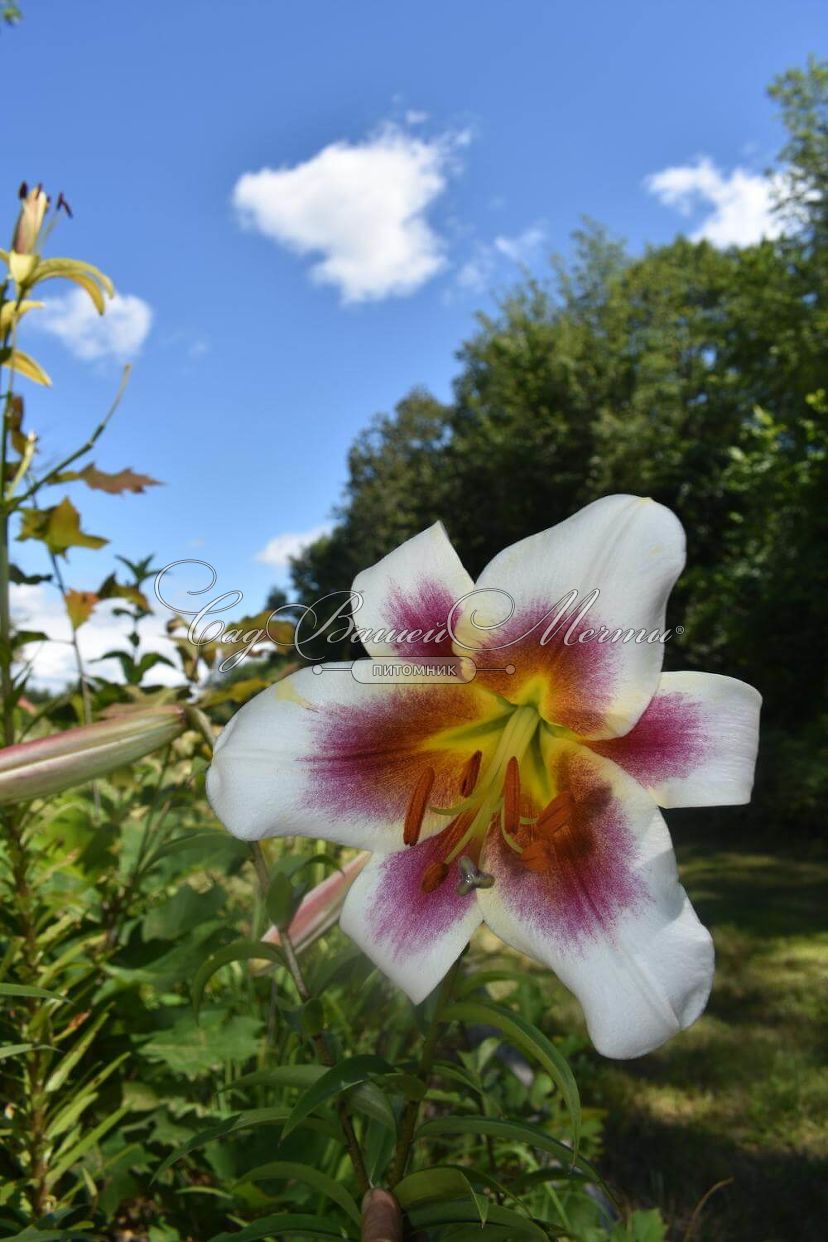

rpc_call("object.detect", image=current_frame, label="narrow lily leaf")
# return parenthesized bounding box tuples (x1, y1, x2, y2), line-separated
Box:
(394, 1166, 487, 1223)
(0, 983, 65, 1002)
(191, 940, 286, 1017)
(0, 347, 51, 386)
(45, 1009, 109, 1092)
(152, 1107, 290, 1180)
(282, 1053, 396, 1137)
(237, 1159, 361, 1224)
(216, 1064, 325, 1094)
(404, 1199, 552, 1239)
(206, 1215, 354, 1242)
(416, 1115, 612, 1199)
(46, 1105, 128, 1187)
(441, 999, 581, 1155)
(349, 1081, 396, 1131)
(31, 256, 115, 302)
(0, 1042, 40, 1060)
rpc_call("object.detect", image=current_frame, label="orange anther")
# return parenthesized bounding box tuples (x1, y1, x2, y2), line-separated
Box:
(460, 750, 483, 796)
(403, 766, 435, 846)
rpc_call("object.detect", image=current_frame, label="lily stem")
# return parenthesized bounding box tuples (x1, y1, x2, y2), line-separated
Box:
(388, 955, 462, 1187)
(249, 842, 370, 1195)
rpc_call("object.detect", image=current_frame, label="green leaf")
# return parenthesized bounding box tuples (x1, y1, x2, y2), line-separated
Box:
(442, 999, 581, 1154)
(282, 1053, 396, 1138)
(237, 1159, 361, 1224)
(395, 1166, 486, 1220)
(216, 1064, 325, 1095)
(416, 1115, 611, 1198)
(191, 940, 285, 1018)
(404, 1199, 552, 1239)
(152, 1107, 290, 1180)
(0, 983, 64, 1002)
(205, 1215, 354, 1242)
(140, 1010, 263, 1078)
(45, 1010, 109, 1092)
(265, 871, 298, 929)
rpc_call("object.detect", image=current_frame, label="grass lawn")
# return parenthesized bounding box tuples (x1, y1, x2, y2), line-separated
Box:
(534, 822, 828, 1241)
(469, 818, 828, 1240)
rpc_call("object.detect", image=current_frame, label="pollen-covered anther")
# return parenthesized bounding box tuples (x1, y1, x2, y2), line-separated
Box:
(460, 749, 483, 796)
(503, 755, 521, 836)
(403, 766, 435, 846)
(421, 861, 450, 893)
(536, 789, 574, 834)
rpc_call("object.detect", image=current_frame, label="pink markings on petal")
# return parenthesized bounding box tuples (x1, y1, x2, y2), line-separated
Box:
(588, 691, 709, 786)
(386, 578, 458, 657)
(368, 830, 476, 959)
(473, 602, 620, 734)
(489, 752, 647, 947)
(303, 683, 478, 822)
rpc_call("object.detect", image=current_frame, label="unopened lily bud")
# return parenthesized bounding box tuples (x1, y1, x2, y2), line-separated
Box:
(260, 852, 368, 956)
(0, 705, 187, 806)
(11, 183, 48, 255)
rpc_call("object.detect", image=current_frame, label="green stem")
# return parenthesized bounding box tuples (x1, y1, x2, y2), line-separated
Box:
(388, 956, 462, 1187)
(249, 842, 370, 1194)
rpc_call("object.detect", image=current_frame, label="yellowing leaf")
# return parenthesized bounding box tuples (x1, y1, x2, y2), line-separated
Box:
(64, 589, 99, 630)
(31, 257, 114, 305)
(0, 347, 51, 386)
(62, 463, 162, 495)
(97, 573, 149, 610)
(18, 497, 108, 556)
(0, 299, 43, 333)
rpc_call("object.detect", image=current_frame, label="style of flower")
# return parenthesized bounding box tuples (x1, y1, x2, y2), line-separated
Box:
(207, 495, 761, 1058)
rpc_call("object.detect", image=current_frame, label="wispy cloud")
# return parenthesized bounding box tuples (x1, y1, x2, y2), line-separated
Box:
(35, 289, 153, 361)
(233, 122, 469, 303)
(456, 222, 547, 292)
(644, 157, 785, 247)
(255, 524, 332, 568)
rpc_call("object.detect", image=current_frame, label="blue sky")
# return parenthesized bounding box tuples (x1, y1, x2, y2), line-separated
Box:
(6, 0, 824, 679)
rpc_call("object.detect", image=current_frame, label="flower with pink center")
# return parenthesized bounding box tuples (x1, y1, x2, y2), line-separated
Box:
(207, 495, 761, 1059)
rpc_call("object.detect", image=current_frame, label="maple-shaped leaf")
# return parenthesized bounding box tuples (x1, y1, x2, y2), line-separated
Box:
(61, 463, 162, 495)
(18, 497, 109, 556)
(97, 572, 150, 611)
(64, 589, 99, 630)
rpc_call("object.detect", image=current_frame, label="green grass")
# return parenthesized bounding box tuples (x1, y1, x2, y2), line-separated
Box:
(471, 825, 828, 1241)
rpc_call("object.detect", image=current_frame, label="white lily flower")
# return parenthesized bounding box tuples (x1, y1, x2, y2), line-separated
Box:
(207, 495, 761, 1059)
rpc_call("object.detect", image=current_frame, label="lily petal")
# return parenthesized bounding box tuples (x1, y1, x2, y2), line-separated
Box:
(207, 664, 481, 850)
(466, 495, 685, 738)
(477, 748, 714, 1058)
(352, 522, 474, 657)
(588, 671, 761, 808)
(340, 831, 482, 1004)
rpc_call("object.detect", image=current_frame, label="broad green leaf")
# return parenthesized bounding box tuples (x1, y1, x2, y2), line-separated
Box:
(140, 1009, 263, 1078)
(191, 940, 285, 1017)
(442, 999, 581, 1154)
(283, 1053, 396, 1137)
(237, 1159, 361, 1224)
(395, 1167, 486, 1219)
(404, 1198, 552, 1239)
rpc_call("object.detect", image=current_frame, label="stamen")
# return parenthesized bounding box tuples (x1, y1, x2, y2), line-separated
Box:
(460, 749, 483, 796)
(403, 766, 435, 846)
(421, 861, 449, 892)
(536, 789, 573, 835)
(503, 756, 521, 836)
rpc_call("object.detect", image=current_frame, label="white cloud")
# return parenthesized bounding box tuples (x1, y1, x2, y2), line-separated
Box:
(456, 222, 547, 293)
(12, 584, 183, 690)
(644, 157, 785, 247)
(36, 289, 153, 361)
(494, 224, 547, 263)
(255, 524, 332, 568)
(404, 109, 429, 125)
(233, 123, 468, 303)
